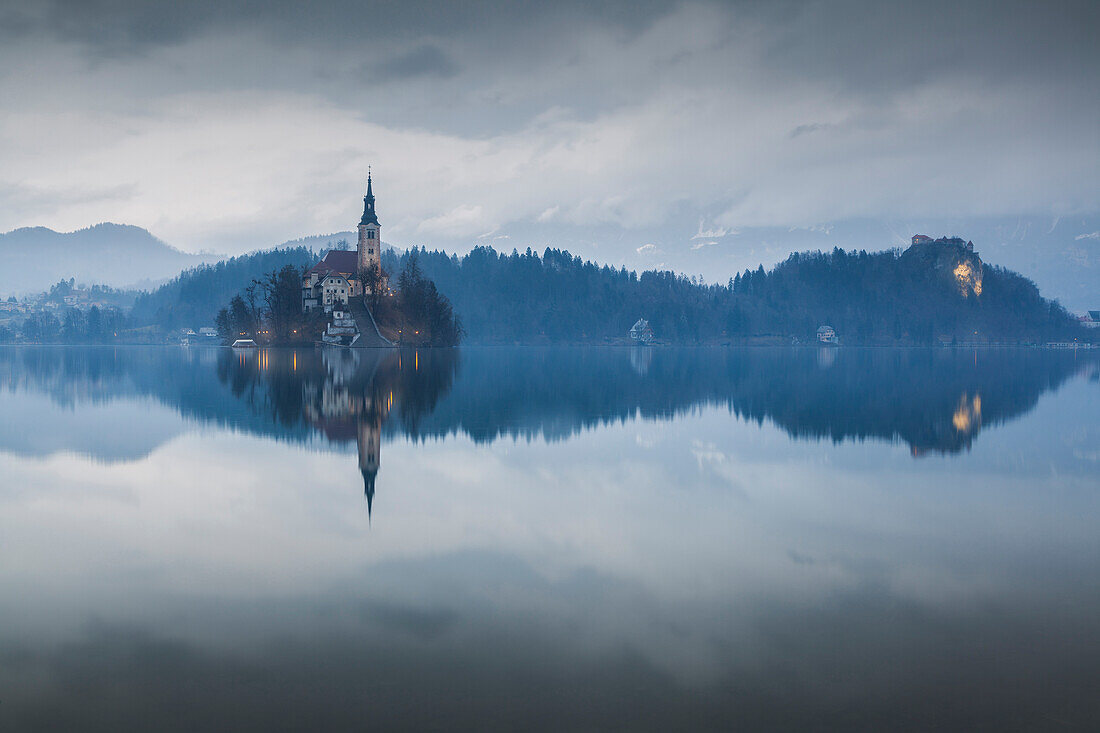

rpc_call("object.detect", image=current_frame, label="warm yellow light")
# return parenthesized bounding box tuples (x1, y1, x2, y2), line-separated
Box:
(952, 405, 970, 432)
(953, 262, 971, 296)
(953, 260, 982, 297)
(952, 392, 982, 433)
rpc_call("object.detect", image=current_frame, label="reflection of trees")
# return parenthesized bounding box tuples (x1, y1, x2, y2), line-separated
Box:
(404, 347, 1094, 455)
(0, 345, 1094, 459)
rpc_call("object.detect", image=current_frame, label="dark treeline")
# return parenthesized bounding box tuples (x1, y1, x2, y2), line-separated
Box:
(133, 247, 317, 329)
(27, 237, 1087, 346)
(381, 244, 1087, 344)
(5, 306, 131, 344)
(373, 252, 462, 347)
(214, 264, 321, 344)
(2, 278, 139, 344)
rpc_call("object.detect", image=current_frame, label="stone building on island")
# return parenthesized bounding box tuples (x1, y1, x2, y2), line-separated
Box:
(302, 249, 359, 311)
(302, 173, 386, 313)
(302, 174, 395, 348)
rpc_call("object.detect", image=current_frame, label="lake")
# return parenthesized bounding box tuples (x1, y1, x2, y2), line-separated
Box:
(0, 345, 1097, 731)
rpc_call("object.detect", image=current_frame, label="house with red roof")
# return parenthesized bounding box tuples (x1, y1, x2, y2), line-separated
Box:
(303, 249, 360, 311)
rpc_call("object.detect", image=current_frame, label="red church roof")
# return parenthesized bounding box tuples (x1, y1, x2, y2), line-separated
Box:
(308, 249, 359, 277)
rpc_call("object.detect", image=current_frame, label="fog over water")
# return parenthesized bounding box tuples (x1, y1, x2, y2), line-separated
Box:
(0, 345, 1097, 730)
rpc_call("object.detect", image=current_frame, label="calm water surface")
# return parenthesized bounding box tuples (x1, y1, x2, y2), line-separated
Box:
(0, 345, 1097, 731)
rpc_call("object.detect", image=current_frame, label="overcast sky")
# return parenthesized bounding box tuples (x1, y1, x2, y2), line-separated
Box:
(1, 0, 1097, 275)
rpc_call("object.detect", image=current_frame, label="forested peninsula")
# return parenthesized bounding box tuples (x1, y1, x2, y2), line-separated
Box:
(6, 235, 1092, 346)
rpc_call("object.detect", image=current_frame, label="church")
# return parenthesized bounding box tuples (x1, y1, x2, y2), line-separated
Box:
(302, 174, 386, 312)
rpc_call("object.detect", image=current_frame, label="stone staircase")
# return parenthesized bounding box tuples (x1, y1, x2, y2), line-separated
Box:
(321, 309, 359, 346)
(345, 298, 395, 348)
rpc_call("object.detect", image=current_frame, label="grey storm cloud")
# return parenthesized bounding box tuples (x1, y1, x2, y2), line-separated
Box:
(11, 1, 1093, 83)
(375, 44, 459, 81)
(4, 0, 668, 52)
(788, 123, 831, 139)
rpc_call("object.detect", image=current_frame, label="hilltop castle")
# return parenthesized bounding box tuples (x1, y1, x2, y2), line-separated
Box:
(302, 174, 385, 312)
(905, 234, 983, 297)
(910, 234, 973, 250)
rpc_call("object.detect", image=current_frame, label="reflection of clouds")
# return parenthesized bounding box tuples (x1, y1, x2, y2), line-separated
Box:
(787, 549, 815, 565)
(10, 395, 1096, 606)
(0, 391, 187, 463)
(1, 375, 1098, 725)
(690, 439, 726, 470)
(5, 574, 1097, 732)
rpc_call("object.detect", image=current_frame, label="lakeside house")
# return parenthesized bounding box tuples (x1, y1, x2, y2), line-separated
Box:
(304, 258, 358, 311)
(817, 325, 838, 344)
(630, 318, 654, 343)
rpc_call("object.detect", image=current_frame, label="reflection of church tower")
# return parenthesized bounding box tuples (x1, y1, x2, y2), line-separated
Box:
(357, 409, 382, 519)
(357, 172, 381, 274)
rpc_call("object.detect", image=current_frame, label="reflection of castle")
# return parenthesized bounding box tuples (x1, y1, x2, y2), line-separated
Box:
(910, 391, 983, 458)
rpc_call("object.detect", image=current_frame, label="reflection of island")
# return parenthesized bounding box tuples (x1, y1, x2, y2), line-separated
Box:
(0, 346, 1095, 468)
(227, 347, 459, 518)
(299, 350, 395, 517)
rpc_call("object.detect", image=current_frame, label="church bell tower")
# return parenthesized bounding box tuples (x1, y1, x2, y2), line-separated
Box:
(357, 172, 381, 273)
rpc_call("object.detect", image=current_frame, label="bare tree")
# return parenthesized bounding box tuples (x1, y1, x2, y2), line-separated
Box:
(360, 261, 386, 312)
(253, 265, 303, 342)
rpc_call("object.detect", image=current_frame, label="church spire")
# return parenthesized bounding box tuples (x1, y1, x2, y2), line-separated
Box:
(362, 466, 376, 522)
(360, 170, 379, 226)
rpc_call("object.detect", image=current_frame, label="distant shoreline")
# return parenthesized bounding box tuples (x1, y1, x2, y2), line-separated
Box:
(2, 342, 1096, 351)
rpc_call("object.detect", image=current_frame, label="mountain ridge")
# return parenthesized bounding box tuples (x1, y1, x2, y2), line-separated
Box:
(0, 223, 219, 295)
